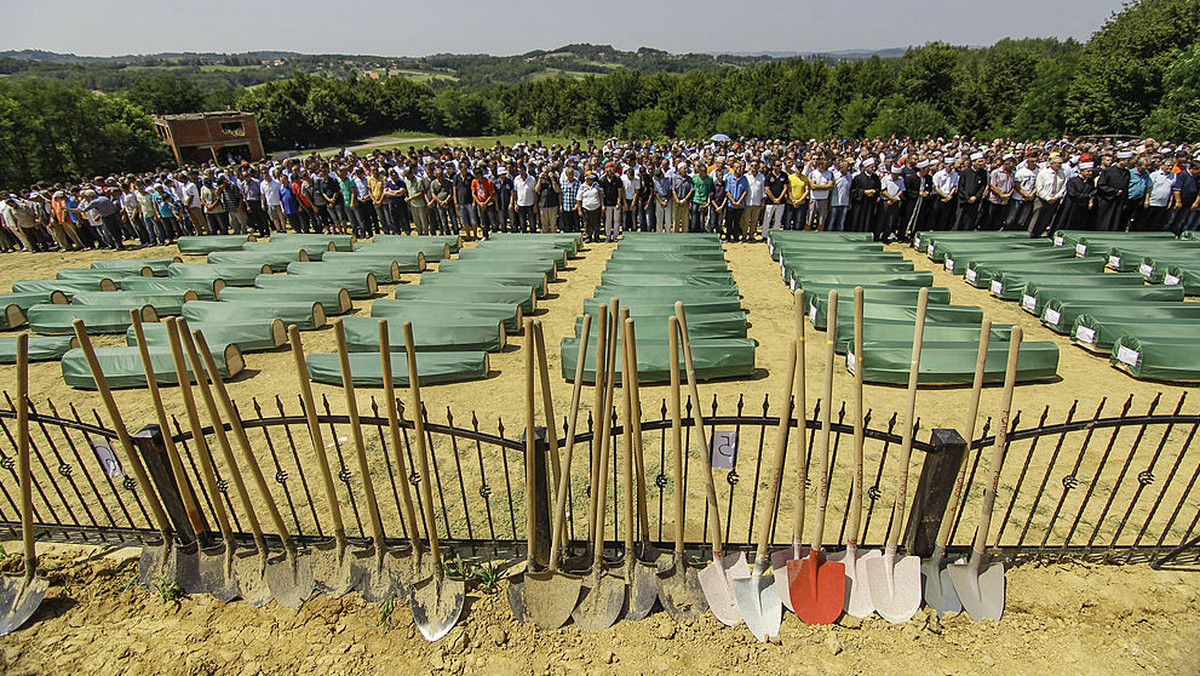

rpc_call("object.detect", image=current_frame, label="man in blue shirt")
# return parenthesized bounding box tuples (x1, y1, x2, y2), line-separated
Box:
(723, 162, 750, 242)
(1172, 162, 1199, 233)
(1125, 156, 1151, 230)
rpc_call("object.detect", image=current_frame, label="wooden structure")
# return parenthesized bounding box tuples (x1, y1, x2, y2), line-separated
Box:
(154, 111, 264, 165)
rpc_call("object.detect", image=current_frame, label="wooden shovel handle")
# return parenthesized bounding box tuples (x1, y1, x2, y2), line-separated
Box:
(888, 286, 929, 549)
(533, 319, 561, 489)
(849, 286, 864, 546)
(403, 321, 442, 568)
(674, 302, 725, 556)
(549, 314, 591, 573)
(754, 339, 798, 563)
(287, 326, 346, 540)
(935, 318, 992, 549)
(523, 319, 537, 566)
(624, 318, 651, 543)
(792, 289, 808, 553)
(974, 326, 1021, 557)
(668, 316, 685, 556)
(812, 291, 837, 553)
(377, 320, 422, 545)
(588, 306, 608, 545)
(15, 334, 33, 568)
(591, 300, 621, 566)
(334, 320, 386, 547)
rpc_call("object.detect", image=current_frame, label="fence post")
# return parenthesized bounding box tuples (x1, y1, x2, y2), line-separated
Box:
(131, 424, 205, 545)
(904, 428, 967, 557)
(530, 426, 551, 567)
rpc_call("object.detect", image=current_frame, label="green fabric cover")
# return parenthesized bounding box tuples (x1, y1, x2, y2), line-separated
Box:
(89, 258, 178, 276)
(848, 340, 1059, 385)
(0, 335, 76, 363)
(1104, 244, 1196, 272)
(1069, 233, 1177, 257)
(626, 232, 722, 242)
(117, 277, 219, 300)
(604, 259, 730, 274)
(832, 320, 1010, 355)
(183, 299, 324, 331)
(1164, 265, 1200, 295)
(912, 231, 1026, 252)
(391, 285, 535, 314)
(419, 272, 546, 297)
(339, 315, 505, 353)
(1052, 230, 1178, 248)
(574, 310, 747, 339)
(58, 267, 147, 280)
(582, 296, 743, 315)
(591, 285, 740, 300)
(240, 241, 330, 260)
(783, 261, 914, 286)
(207, 249, 305, 271)
(943, 247, 1076, 276)
(322, 251, 425, 275)
(456, 246, 567, 268)
(808, 298, 983, 331)
(371, 299, 522, 333)
(478, 238, 577, 256)
(268, 232, 354, 251)
(988, 271, 1145, 299)
(1070, 315, 1200, 354)
(790, 271, 933, 289)
(372, 234, 461, 253)
(927, 239, 1049, 263)
(487, 232, 580, 251)
(609, 250, 728, 262)
(0, 291, 68, 310)
(218, 286, 352, 314)
(966, 258, 1107, 287)
(168, 263, 269, 286)
(127, 318, 286, 353)
(798, 284, 952, 309)
(769, 241, 883, 260)
(28, 304, 157, 335)
(177, 234, 252, 253)
(612, 241, 724, 253)
(254, 272, 376, 299)
(1023, 285, 1184, 316)
(560, 336, 755, 384)
(355, 241, 451, 262)
(1140, 253, 1200, 283)
(61, 344, 240, 389)
(288, 260, 403, 284)
(599, 272, 735, 287)
(1110, 335, 1200, 383)
(1183, 231, 1199, 241)
(1041, 300, 1200, 334)
(305, 350, 489, 386)
(71, 290, 197, 315)
(10, 278, 115, 296)
(439, 259, 558, 280)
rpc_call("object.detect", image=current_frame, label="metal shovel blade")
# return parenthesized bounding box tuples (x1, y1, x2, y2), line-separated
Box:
(788, 552, 845, 625)
(947, 557, 1005, 621)
(829, 544, 877, 619)
(264, 549, 315, 608)
(571, 567, 625, 631)
(310, 538, 360, 598)
(233, 549, 272, 608)
(198, 544, 240, 603)
(770, 549, 805, 613)
(0, 572, 48, 636)
(411, 574, 466, 642)
(698, 551, 744, 626)
(352, 546, 397, 603)
(171, 541, 203, 595)
(863, 550, 922, 624)
(730, 558, 781, 642)
(623, 558, 659, 621)
(506, 566, 527, 623)
(657, 562, 708, 623)
(921, 546, 962, 616)
(523, 569, 583, 629)
(138, 539, 170, 588)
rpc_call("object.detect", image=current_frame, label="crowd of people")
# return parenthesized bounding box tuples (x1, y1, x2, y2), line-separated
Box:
(2, 135, 1198, 253)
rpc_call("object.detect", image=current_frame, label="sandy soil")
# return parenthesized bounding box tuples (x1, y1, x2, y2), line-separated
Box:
(0, 546, 1196, 674)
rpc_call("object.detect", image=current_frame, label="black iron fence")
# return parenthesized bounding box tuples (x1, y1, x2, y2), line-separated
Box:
(0, 390, 1196, 568)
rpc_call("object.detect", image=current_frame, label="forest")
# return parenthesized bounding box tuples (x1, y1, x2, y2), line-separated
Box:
(1, 0, 1197, 187)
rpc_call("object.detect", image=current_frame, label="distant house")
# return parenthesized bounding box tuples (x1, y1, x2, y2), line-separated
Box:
(153, 111, 265, 165)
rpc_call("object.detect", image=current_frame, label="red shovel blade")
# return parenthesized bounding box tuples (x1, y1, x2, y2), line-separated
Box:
(788, 551, 846, 625)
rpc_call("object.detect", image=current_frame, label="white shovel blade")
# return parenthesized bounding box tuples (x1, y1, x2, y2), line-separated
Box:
(730, 562, 781, 642)
(833, 545, 878, 619)
(947, 560, 1005, 621)
(863, 551, 921, 624)
(698, 552, 745, 627)
(921, 557, 962, 615)
(770, 548, 806, 613)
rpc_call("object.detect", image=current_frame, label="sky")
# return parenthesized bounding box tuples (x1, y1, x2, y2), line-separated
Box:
(3, 0, 1125, 58)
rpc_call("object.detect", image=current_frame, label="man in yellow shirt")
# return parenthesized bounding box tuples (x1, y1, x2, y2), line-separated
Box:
(367, 167, 391, 233)
(786, 164, 810, 230)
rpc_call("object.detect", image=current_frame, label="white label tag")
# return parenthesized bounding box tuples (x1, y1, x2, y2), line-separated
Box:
(809, 303, 818, 325)
(927, 243, 935, 256)
(847, 350, 857, 373)
(1116, 345, 1140, 367)
(990, 279, 1003, 294)
(945, 257, 955, 271)
(1139, 263, 1154, 277)
(1044, 308, 1061, 325)
(965, 268, 978, 283)
(1022, 294, 1037, 311)
(1075, 325, 1096, 343)
(1108, 255, 1121, 268)
(1054, 235, 1064, 246)
(709, 430, 739, 469)
(769, 242, 774, 255)
(1165, 274, 1181, 286)
(914, 236, 922, 249)
(790, 278, 797, 291)
(91, 440, 124, 478)
(1075, 243, 1087, 256)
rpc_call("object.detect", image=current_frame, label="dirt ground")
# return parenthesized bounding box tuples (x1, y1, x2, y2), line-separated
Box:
(0, 545, 1197, 675)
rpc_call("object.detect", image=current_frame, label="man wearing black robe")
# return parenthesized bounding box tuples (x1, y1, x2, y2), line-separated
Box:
(848, 159, 881, 233)
(1093, 152, 1131, 232)
(954, 153, 989, 230)
(1057, 160, 1095, 231)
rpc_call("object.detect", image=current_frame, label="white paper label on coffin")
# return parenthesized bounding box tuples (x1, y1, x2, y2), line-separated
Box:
(914, 236, 923, 249)
(1165, 274, 1181, 286)
(1022, 295, 1037, 311)
(927, 243, 935, 256)
(1054, 235, 1065, 246)
(965, 268, 978, 283)
(1075, 243, 1087, 256)
(990, 279, 1003, 294)
(790, 278, 797, 291)
(769, 241, 774, 255)
(1044, 308, 1061, 325)
(1075, 325, 1096, 343)
(1116, 345, 1140, 367)
(1139, 263, 1154, 277)
(1108, 255, 1121, 268)
(809, 303, 818, 325)
(945, 257, 955, 271)
(847, 350, 857, 373)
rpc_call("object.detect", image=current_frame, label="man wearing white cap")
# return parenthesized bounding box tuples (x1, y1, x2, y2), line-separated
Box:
(876, 164, 903, 242)
(1094, 151, 1132, 231)
(932, 157, 960, 230)
(1059, 158, 1096, 230)
(848, 158, 880, 233)
(1029, 155, 1066, 238)
(955, 152, 988, 230)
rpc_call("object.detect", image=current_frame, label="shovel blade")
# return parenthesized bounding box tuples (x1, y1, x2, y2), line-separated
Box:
(171, 542, 203, 595)
(571, 569, 626, 631)
(657, 563, 708, 623)
(311, 540, 358, 598)
(0, 574, 48, 636)
(730, 564, 781, 642)
(789, 554, 846, 625)
(835, 546, 878, 619)
(921, 556, 962, 616)
(863, 552, 922, 624)
(947, 560, 1005, 621)
(138, 542, 167, 588)
(411, 575, 465, 642)
(233, 550, 272, 608)
(698, 552, 744, 627)
(770, 549, 806, 613)
(265, 551, 315, 608)
(624, 561, 659, 621)
(198, 546, 239, 603)
(352, 550, 397, 604)
(523, 571, 583, 630)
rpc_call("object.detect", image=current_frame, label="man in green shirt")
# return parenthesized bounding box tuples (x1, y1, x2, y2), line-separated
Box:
(690, 164, 713, 232)
(406, 167, 431, 235)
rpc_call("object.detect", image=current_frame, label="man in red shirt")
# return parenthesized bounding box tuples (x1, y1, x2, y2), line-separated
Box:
(470, 168, 497, 239)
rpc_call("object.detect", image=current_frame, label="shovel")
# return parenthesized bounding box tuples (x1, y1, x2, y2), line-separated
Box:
(923, 318, 992, 615)
(790, 290, 846, 625)
(288, 327, 360, 597)
(190, 326, 315, 608)
(71, 320, 177, 590)
(174, 322, 272, 607)
(334, 320, 406, 602)
(862, 286, 929, 624)
(947, 326, 1021, 621)
(674, 301, 743, 627)
(522, 315, 590, 629)
(773, 288, 809, 613)
(656, 315, 708, 623)
(506, 319, 538, 622)
(827, 286, 875, 618)
(402, 321, 464, 641)
(731, 339, 797, 642)
(0, 334, 48, 636)
(153, 317, 237, 601)
(619, 316, 659, 621)
(571, 303, 626, 631)
(377, 320, 424, 595)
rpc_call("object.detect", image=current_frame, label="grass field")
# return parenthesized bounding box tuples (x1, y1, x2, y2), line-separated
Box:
(311, 133, 579, 155)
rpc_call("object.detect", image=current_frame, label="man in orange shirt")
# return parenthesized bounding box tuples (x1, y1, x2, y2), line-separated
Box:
(471, 167, 497, 239)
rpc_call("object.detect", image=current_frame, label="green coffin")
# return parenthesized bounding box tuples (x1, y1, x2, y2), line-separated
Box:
(791, 271, 933, 289)
(612, 241, 724, 253)
(254, 273, 377, 299)
(10, 278, 117, 297)
(0, 335, 77, 363)
(770, 240, 883, 260)
(591, 285, 740, 300)
(168, 263, 271, 286)
(848, 340, 1059, 386)
(582, 296, 743, 316)
(372, 233, 461, 253)
(783, 261, 914, 286)
(61, 343, 243, 389)
(207, 249, 307, 271)
(182, 299, 326, 331)
(1041, 300, 1200, 334)
(71, 290, 199, 315)
(338, 315, 505, 353)
(477, 239, 577, 257)
(456, 247, 567, 268)
(1164, 265, 1200, 295)
(305, 350, 489, 386)
(1104, 244, 1196, 272)
(127, 318, 287, 353)
(268, 232, 355, 251)
(439, 259, 558, 280)
(927, 239, 1050, 263)
(832, 320, 1010, 355)
(798, 284, 952, 309)
(418, 273, 546, 298)
(1069, 233, 1177, 257)
(604, 260, 730, 274)
(371, 299, 523, 334)
(322, 251, 427, 275)
(988, 271, 1146, 300)
(391, 285, 535, 314)
(219, 286, 352, 314)
(808, 298, 983, 331)
(1022, 285, 1184, 316)
(288, 260, 404, 284)
(177, 234, 252, 254)
(241, 240, 331, 260)
(626, 231, 722, 242)
(355, 241, 452, 262)
(560, 337, 755, 384)
(599, 272, 735, 287)
(487, 232, 580, 250)
(117, 276, 221, 300)
(1, 291, 68, 330)
(575, 310, 747, 340)
(59, 266, 149, 280)
(1070, 315, 1200, 354)
(943, 247, 1076, 276)
(1140, 253, 1200, 283)
(90, 257, 179, 276)
(28, 304, 157, 335)
(1110, 335, 1200, 383)
(967, 257, 1108, 287)
(912, 230, 1026, 252)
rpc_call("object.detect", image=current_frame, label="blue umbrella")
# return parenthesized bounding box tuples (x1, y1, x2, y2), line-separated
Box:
(710, 133, 731, 142)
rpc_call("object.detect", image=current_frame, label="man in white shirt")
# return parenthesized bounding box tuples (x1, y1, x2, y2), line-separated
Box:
(510, 166, 537, 232)
(807, 159, 834, 231)
(877, 165, 904, 242)
(743, 160, 766, 241)
(932, 159, 960, 230)
(621, 165, 640, 233)
(182, 175, 205, 235)
(1028, 156, 1067, 238)
(1145, 158, 1177, 231)
(1007, 154, 1039, 230)
(261, 169, 285, 232)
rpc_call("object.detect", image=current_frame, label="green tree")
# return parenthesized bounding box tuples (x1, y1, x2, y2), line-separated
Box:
(899, 43, 966, 118)
(1143, 40, 1200, 139)
(622, 108, 668, 140)
(125, 74, 207, 114)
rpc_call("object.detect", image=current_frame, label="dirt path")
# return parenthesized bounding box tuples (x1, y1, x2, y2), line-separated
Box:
(317, 137, 455, 156)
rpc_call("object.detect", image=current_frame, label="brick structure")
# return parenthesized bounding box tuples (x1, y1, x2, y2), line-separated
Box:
(154, 111, 265, 165)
